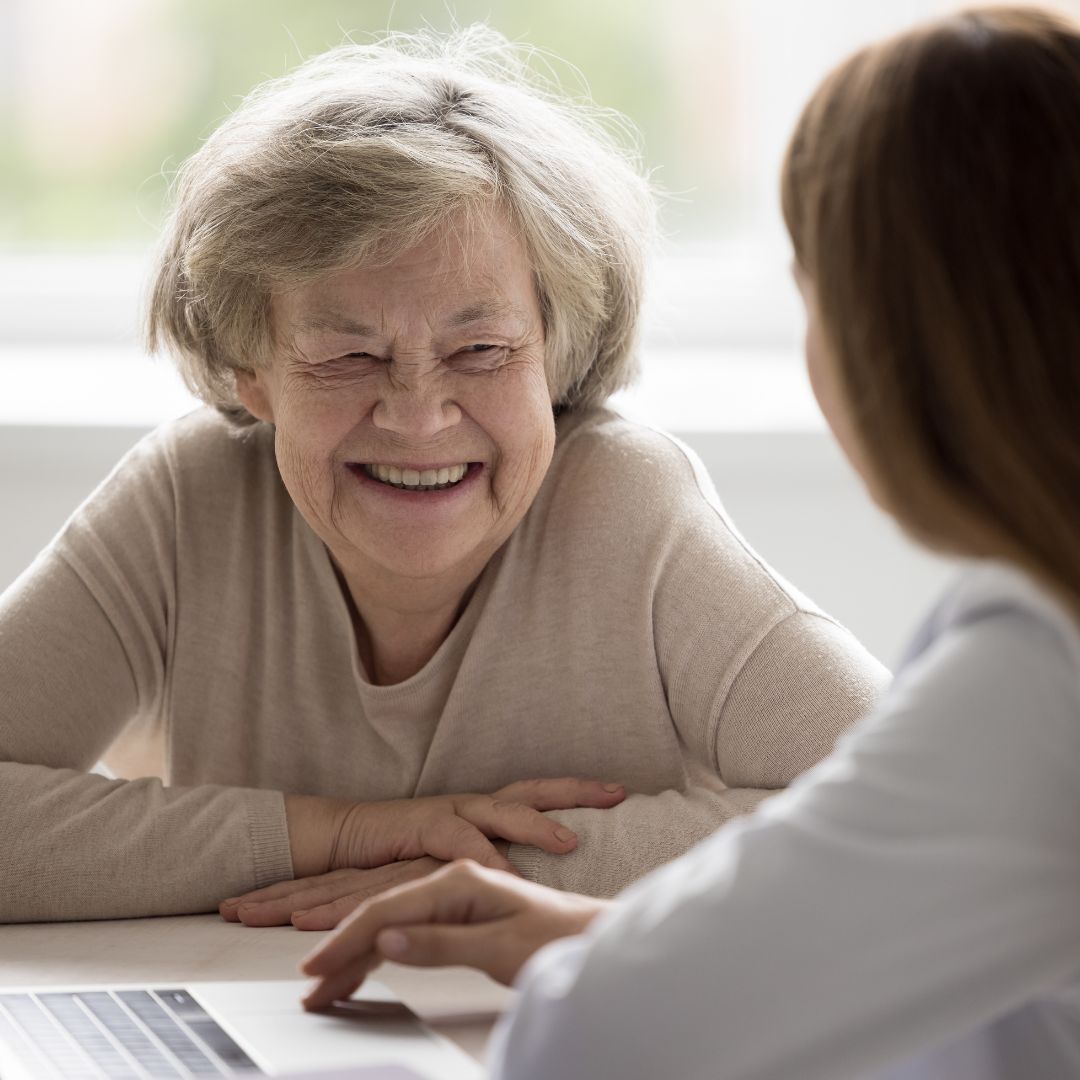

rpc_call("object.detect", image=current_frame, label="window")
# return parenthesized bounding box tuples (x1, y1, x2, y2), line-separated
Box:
(2, 0, 1068, 426)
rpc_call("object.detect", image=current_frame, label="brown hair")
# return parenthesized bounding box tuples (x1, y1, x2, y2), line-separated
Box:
(146, 27, 656, 419)
(782, 6, 1080, 614)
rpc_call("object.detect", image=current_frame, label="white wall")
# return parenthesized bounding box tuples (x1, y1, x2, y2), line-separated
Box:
(0, 423, 953, 669)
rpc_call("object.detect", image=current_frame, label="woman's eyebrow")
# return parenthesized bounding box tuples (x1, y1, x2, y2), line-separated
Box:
(291, 301, 528, 343)
(294, 313, 379, 338)
(448, 300, 528, 328)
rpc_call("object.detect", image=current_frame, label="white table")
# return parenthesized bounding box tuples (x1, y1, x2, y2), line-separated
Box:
(0, 914, 514, 1067)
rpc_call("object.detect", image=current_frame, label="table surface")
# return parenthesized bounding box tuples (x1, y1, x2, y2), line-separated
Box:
(0, 913, 513, 1066)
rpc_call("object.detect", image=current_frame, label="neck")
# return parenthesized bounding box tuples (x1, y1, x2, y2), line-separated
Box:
(332, 555, 487, 686)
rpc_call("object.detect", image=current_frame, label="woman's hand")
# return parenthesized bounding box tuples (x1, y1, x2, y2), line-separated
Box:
(220, 858, 444, 928)
(301, 860, 611, 1008)
(282, 777, 626, 885)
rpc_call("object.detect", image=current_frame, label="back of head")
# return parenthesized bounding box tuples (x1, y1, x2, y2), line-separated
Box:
(147, 27, 656, 417)
(783, 6, 1080, 613)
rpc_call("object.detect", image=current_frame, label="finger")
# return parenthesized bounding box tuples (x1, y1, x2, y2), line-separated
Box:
(292, 894, 364, 931)
(293, 861, 438, 931)
(234, 903, 296, 928)
(219, 871, 346, 917)
(302, 964, 373, 1012)
(419, 818, 515, 871)
(221, 883, 304, 919)
(374, 923, 521, 984)
(301, 862, 501, 979)
(457, 797, 579, 854)
(236, 882, 354, 927)
(301, 887, 440, 979)
(495, 778, 626, 811)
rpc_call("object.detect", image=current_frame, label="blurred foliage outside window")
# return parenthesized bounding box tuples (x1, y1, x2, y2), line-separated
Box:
(1, 0, 756, 250)
(5, 0, 1076, 361)
(9, 0, 1068, 253)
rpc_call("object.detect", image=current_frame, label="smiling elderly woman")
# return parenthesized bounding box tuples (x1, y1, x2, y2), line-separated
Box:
(0, 29, 887, 926)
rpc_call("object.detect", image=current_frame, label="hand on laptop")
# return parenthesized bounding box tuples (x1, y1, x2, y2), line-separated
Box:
(300, 860, 610, 1008)
(221, 778, 625, 928)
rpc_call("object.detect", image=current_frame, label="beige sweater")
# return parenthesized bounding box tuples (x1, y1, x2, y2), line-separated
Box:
(0, 407, 888, 922)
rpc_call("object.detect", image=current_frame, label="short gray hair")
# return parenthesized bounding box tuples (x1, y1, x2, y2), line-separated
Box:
(146, 26, 658, 417)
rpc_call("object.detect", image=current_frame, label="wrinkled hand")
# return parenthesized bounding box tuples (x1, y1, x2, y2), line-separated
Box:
(351, 778, 621, 865)
(301, 860, 611, 1009)
(263, 777, 625, 907)
(220, 858, 443, 929)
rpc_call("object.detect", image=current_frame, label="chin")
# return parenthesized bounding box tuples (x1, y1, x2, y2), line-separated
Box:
(363, 539, 484, 583)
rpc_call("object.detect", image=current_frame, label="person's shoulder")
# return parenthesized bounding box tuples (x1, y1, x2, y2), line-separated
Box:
(73, 407, 280, 540)
(117, 407, 278, 509)
(894, 561, 1080, 733)
(550, 406, 723, 515)
(949, 561, 1079, 639)
(541, 406, 820, 612)
(145, 407, 274, 476)
(906, 561, 1080, 674)
(849, 563, 1080, 844)
(556, 405, 706, 472)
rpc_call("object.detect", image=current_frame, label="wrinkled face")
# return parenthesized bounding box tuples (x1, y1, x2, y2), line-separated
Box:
(238, 209, 556, 586)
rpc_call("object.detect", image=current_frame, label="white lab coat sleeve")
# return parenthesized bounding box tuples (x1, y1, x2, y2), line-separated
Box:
(489, 600, 1080, 1080)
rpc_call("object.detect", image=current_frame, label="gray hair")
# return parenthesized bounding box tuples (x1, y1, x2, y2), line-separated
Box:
(146, 26, 658, 417)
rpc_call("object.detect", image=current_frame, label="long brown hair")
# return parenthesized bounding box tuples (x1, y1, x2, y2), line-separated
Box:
(782, 6, 1080, 614)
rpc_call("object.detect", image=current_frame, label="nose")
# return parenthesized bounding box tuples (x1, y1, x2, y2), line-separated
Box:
(371, 365, 462, 440)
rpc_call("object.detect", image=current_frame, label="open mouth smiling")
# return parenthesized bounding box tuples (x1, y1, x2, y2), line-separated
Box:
(356, 462, 477, 492)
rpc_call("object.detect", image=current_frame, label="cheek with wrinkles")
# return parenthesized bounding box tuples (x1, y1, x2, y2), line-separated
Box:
(296, 363, 383, 393)
(482, 364, 555, 519)
(275, 427, 338, 532)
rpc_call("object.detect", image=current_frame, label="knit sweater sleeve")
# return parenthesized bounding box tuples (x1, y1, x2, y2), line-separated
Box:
(506, 423, 889, 896)
(507, 610, 887, 896)
(0, 427, 292, 922)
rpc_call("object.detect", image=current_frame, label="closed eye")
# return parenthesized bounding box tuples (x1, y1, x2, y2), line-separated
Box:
(452, 344, 508, 370)
(300, 351, 383, 388)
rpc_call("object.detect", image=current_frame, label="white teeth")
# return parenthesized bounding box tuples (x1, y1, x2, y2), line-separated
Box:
(362, 463, 471, 490)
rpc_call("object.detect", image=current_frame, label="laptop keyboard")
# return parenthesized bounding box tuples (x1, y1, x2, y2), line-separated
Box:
(0, 988, 265, 1077)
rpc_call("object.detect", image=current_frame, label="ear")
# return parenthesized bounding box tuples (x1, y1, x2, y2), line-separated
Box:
(234, 368, 275, 424)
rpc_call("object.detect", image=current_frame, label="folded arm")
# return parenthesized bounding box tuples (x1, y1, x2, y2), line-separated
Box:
(505, 784, 768, 896)
(0, 550, 297, 922)
(1, 549, 612, 922)
(507, 610, 888, 896)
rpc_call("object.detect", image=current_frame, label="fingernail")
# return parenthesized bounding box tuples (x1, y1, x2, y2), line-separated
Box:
(221, 898, 240, 907)
(378, 929, 409, 957)
(554, 826, 575, 842)
(603, 784, 623, 793)
(293, 909, 310, 918)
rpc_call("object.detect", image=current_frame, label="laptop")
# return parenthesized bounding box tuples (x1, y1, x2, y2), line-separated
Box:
(0, 979, 485, 1079)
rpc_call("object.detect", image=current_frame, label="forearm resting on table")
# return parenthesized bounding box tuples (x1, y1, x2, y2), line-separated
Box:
(0, 762, 291, 922)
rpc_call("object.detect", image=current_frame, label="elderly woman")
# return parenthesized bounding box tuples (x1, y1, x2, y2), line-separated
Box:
(0, 29, 886, 926)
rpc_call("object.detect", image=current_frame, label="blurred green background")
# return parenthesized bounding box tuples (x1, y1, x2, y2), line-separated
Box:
(0, 0, 742, 249)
